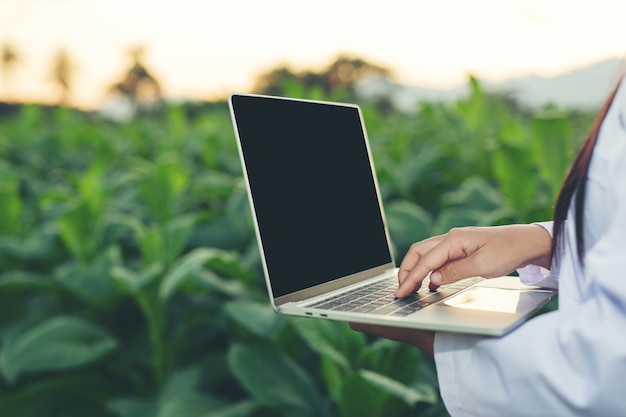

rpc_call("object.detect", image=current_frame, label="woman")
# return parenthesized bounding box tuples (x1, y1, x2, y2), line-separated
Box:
(352, 73, 626, 416)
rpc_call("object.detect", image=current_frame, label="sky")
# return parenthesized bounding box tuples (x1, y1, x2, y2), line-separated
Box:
(1, 0, 625, 109)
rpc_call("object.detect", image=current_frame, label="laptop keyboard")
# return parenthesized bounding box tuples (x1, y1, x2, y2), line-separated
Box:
(308, 276, 483, 317)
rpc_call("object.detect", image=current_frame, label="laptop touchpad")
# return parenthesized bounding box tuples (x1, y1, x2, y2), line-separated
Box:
(444, 287, 547, 314)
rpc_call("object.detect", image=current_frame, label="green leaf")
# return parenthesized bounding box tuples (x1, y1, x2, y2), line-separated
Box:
(491, 144, 536, 214)
(432, 208, 481, 235)
(111, 262, 164, 295)
(385, 200, 432, 257)
(53, 250, 117, 306)
(200, 400, 256, 417)
(0, 316, 117, 383)
(227, 344, 330, 417)
(338, 371, 386, 417)
(0, 271, 56, 292)
(441, 177, 504, 212)
(58, 199, 103, 262)
(159, 248, 237, 301)
(359, 369, 437, 406)
(0, 223, 56, 260)
(137, 154, 189, 223)
(158, 392, 220, 417)
(532, 112, 573, 196)
(291, 319, 352, 371)
(357, 338, 422, 385)
(194, 269, 248, 298)
(160, 366, 202, 398)
(320, 357, 344, 403)
(0, 374, 116, 416)
(163, 214, 197, 264)
(224, 300, 287, 340)
(0, 164, 23, 235)
(377, 147, 440, 198)
(108, 398, 157, 417)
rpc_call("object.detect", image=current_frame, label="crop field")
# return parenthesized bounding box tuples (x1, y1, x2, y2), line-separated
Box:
(0, 79, 593, 417)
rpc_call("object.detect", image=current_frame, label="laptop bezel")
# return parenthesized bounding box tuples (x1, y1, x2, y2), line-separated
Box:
(228, 93, 397, 308)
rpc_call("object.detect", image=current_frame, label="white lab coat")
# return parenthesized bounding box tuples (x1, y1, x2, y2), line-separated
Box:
(434, 75, 626, 417)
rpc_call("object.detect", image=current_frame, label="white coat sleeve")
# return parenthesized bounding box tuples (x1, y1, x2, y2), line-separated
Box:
(433, 143, 626, 416)
(516, 221, 554, 286)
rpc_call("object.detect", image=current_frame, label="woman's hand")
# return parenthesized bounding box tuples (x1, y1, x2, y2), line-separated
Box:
(350, 225, 551, 355)
(395, 224, 552, 298)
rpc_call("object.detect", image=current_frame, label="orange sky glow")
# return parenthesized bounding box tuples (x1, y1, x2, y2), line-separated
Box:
(1, 0, 625, 109)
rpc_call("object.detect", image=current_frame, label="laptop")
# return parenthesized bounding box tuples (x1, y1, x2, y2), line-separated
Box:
(228, 93, 557, 336)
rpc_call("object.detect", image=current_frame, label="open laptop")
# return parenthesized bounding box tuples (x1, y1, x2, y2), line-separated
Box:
(228, 93, 557, 336)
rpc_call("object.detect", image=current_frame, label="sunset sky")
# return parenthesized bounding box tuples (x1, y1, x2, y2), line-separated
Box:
(1, 0, 625, 109)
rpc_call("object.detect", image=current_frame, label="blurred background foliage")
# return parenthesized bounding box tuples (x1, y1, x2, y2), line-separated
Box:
(0, 52, 593, 417)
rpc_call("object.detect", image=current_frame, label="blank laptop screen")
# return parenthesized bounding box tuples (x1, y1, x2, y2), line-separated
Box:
(231, 95, 392, 298)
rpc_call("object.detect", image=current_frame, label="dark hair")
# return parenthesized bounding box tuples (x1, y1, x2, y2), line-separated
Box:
(551, 80, 622, 265)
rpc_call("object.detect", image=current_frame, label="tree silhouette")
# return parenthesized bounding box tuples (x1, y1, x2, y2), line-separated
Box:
(1, 42, 22, 103)
(110, 46, 162, 106)
(1, 42, 20, 83)
(50, 49, 74, 105)
(253, 54, 392, 99)
(322, 54, 391, 92)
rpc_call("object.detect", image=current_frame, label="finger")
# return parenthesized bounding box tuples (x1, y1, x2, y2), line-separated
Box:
(398, 235, 442, 283)
(430, 254, 485, 285)
(396, 236, 476, 297)
(395, 245, 451, 298)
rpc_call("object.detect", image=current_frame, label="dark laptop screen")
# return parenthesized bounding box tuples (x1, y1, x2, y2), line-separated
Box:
(231, 95, 392, 298)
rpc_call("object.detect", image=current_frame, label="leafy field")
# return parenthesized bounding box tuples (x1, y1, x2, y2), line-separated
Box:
(0, 80, 593, 417)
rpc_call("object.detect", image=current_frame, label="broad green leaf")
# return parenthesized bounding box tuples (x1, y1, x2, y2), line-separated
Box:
(321, 356, 345, 403)
(432, 208, 481, 236)
(109, 368, 224, 417)
(53, 250, 117, 306)
(227, 344, 330, 417)
(160, 366, 202, 398)
(201, 400, 256, 417)
(0, 164, 23, 235)
(140, 225, 165, 266)
(158, 392, 220, 417)
(377, 146, 440, 198)
(291, 318, 352, 371)
(224, 300, 287, 340)
(58, 199, 103, 262)
(163, 214, 197, 264)
(0, 374, 115, 417)
(359, 369, 437, 406)
(0, 223, 56, 260)
(357, 338, 422, 386)
(441, 177, 504, 212)
(337, 371, 387, 417)
(159, 247, 238, 301)
(386, 200, 432, 256)
(111, 262, 164, 295)
(108, 398, 157, 417)
(0, 271, 56, 292)
(194, 269, 248, 298)
(137, 153, 189, 223)
(532, 112, 573, 196)
(77, 163, 107, 213)
(491, 144, 536, 215)
(0, 316, 117, 383)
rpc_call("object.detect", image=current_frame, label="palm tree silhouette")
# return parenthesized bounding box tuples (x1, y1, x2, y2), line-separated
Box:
(110, 46, 162, 106)
(1, 42, 20, 82)
(50, 49, 74, 105)
(1, 42, 21, 102)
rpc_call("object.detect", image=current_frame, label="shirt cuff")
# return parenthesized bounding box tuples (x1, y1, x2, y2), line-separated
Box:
(516, 221, 554, 286)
